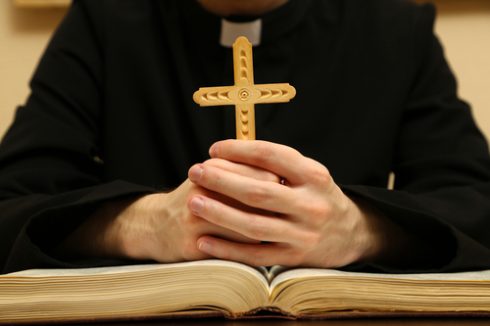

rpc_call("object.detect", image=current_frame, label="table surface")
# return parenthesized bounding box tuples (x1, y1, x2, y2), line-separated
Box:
(87, 319, 490, 326)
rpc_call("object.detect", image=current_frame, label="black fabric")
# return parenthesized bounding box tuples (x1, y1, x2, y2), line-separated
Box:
(0, 0, 489, 274)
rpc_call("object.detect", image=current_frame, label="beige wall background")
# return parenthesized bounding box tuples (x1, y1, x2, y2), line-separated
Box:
(1, 0, 490, 141)
(0, 1, 65, 137)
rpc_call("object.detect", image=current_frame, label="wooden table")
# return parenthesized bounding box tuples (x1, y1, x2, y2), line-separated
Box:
(90, 319, 490, 326)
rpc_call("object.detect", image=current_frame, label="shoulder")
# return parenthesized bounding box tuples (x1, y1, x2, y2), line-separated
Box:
(73, 0, 156, 13)
(327, 0, 438, 58)
(64, 0, 178, 46)
(70, 0, 172, 25)
(345, 0, 435, 21)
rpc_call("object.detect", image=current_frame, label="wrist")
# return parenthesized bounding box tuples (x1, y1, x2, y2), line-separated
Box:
(348, 198, 388, 263)
(55, 195, 155, 261)
(113, 194, 165, 261)
(350, 197, 424, 267)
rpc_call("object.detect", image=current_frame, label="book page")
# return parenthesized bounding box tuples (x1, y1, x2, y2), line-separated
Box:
(7, 259, 268, 282)
(252, 266, 490, 295)
(269, 268, 490, 316)
(271, 268, 490, 289)
(1, 260, 272, 323)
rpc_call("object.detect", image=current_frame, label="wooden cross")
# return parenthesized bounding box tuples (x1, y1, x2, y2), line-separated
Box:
(193, 36, 296, 140)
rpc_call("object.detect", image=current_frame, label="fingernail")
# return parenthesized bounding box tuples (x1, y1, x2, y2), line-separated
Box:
(198, 240, 212, 253)
(190, 196, 204, 215)
(188, 165, 203, 181)
(209, 144, 219, 157)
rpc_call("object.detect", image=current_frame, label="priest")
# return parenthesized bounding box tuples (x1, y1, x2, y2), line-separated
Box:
(0, 0, 489, 274)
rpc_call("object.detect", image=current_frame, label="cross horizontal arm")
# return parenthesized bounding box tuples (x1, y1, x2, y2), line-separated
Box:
(251, 83, 296, 104)
(193, 86, 238, 107)
(193, 83, 296, 107)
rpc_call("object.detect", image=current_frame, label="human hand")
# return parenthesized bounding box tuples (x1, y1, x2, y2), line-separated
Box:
(118, 159, 281, 262)
(58, 160, 280, 263)
(110, 179, 257, 263)
(188, 140, 393, 268)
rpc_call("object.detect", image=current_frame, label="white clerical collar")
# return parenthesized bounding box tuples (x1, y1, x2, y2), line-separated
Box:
(220, 19, 262, 47)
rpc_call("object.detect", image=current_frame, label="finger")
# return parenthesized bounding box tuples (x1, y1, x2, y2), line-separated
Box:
(180, 180, 259, 244)
(189, 195, 294, 242)
(204, 224, 260, 244)
(197, 236, 299, 267)
(209, 140, 318, 185)
(203, 158, 281, 184)
(188, 163, 296, 214)
(195, 209, 259, 244)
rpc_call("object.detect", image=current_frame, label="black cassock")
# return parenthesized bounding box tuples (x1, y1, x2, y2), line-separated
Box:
(1, 0, 489, 274)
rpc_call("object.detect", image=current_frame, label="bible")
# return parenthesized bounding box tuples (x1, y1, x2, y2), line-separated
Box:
(1, 259, 490, 324)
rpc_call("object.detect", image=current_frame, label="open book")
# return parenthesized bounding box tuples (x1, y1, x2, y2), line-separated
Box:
(1, 260, 490, 323)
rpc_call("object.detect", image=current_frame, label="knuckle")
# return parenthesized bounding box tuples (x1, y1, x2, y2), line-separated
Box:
(180, 239, 198, 261)
(338, 196, 352, 216)
(244, 185, 272, 204)
(251, 143, 275, 166)
(246, 216, 268, 239)
(307, 164, 332, 185)
(181, 214, 205, 236)
(183, 212, 201, 226)
(299, 200, 331, 220)
(316, 203, 332, 218)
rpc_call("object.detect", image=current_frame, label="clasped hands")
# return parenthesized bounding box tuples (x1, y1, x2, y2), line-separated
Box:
(66, 140, 396, 268)
(121, 139, 395, 268)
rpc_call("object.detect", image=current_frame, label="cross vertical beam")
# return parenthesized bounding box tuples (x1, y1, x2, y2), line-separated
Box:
(233, 37, 256, 139)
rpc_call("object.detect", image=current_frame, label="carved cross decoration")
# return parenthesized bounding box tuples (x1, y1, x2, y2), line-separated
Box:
(193, 36, 296, 140)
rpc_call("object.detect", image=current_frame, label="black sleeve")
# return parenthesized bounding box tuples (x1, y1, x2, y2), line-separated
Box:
(0, 1, 155, 274)
(343, 4, 490, 273)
